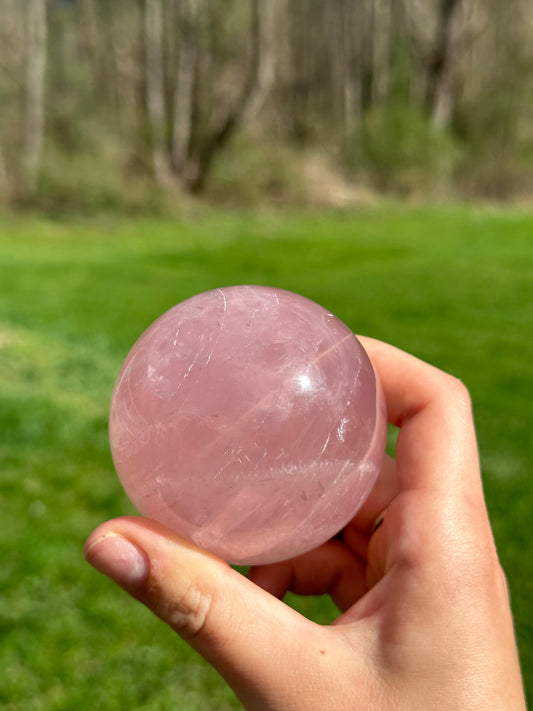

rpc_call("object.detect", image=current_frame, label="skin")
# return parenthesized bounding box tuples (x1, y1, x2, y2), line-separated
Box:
(85, 338, 527, 710)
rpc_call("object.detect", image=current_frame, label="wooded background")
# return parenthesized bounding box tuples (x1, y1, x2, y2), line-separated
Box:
(1, 0, 532, 210)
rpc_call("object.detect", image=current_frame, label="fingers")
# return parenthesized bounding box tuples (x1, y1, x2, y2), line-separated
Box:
(358, 337, 496, 584)
(248, 456, 399, 612)
(85, 516, 348, 709)
(347, 455, 399, 538)
(249, 538, 368, 612)
(247, 456, 399, 612)
(358, 336, 481, 498)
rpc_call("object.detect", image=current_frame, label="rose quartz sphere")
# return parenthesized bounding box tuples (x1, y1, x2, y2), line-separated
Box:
(109, 286, 387, 565)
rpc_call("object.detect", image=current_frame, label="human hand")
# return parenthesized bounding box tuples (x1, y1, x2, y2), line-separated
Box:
(85, 338, 526, 710)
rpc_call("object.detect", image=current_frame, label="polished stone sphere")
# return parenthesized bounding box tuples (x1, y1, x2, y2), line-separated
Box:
(109, 286, 386, 565)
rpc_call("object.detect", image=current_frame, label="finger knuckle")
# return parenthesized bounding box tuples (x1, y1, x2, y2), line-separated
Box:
(162, 581, 212, 640)
(437, 373, 473, 415)
(446, 373, 471, 401)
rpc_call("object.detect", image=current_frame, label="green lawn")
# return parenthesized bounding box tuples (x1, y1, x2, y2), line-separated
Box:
(0, 205, 531, 709)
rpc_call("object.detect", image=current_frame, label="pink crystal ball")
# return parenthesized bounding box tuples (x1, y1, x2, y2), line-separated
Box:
(109, 286, 387, 565)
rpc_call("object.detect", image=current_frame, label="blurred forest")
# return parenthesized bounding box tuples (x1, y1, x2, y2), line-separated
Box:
(0, 0, 532, 212)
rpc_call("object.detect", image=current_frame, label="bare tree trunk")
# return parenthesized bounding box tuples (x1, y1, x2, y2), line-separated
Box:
(79, 0, 104, 88)
(171, 0, 199, 174)
(242, 0, 277, 122)
(340, 0, 376, 135)
(0, 143, 9, 200)
(426, 0, 463, 129)
(187, 0, 267, 193)
(79, 0, 119, 116)
(341, 0, 362, 136)
(284, 0, 313, 141)
(372, 0, 392, 107)
(23, 0, 47, 193)
(144, 0, 173, 187)
(361, 0, 376, 112)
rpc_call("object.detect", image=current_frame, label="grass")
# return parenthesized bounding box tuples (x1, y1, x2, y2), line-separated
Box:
(0, 205, 531, 709)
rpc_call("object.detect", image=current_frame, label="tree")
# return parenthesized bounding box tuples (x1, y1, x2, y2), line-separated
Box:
(241, 0, 277, 123)
(22, 0, 47, 192)
(186, 0, 276, 192)
(142, 0, 276, 193)
(144, 0, 174, 187)
(0, 143, 8, 199)
(171, 0, 199, 175)
(339, 0, 377, 135)
(425, 0, 463, 128)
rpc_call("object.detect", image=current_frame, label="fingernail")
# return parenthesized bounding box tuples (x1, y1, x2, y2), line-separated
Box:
(85, 532, 149, 590)
(371, 513, 385, 534)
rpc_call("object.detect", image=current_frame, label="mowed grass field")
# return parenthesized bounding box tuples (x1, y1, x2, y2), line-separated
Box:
(0, 206, 531, 709)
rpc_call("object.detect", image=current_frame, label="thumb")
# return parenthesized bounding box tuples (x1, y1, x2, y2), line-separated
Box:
(84, 516, 343, 709)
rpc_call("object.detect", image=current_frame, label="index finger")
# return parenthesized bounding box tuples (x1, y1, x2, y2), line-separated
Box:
(358, 337, 482, 500)
(355, 337, 498, 588)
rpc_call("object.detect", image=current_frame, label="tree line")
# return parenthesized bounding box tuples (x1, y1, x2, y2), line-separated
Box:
(0, 0, 532, 209)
